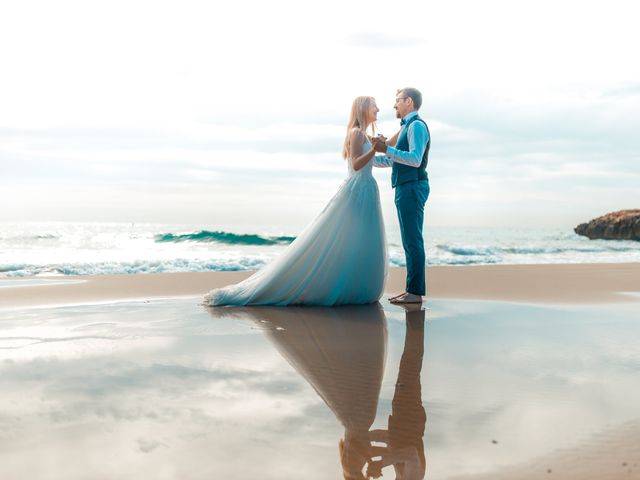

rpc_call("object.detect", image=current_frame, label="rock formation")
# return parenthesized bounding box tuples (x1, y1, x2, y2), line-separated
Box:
(575, 209, 640, 240)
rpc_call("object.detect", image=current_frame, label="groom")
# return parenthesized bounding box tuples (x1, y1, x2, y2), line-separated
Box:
(372, 87, 430, 304)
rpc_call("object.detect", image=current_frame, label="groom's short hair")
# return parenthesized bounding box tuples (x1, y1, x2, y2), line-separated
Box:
(398, 87, 422, 110)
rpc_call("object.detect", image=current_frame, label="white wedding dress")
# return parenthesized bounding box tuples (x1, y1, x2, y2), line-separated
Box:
(205, 139, 387, 306)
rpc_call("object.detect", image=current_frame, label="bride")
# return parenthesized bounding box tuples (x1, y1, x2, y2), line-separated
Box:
(204, 96, 388, 306)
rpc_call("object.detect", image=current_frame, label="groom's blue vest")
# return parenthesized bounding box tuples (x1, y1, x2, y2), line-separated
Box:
(391, 115, 430, 188)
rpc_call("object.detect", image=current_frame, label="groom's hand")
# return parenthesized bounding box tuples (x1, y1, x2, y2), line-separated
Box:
(372, 137, 388, 154)
(375, 134, 387, 146)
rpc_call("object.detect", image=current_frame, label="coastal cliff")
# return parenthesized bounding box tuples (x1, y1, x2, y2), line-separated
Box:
(575, 209, 640, 240)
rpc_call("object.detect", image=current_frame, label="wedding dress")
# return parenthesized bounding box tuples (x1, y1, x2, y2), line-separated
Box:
(205, 139, 387, 306)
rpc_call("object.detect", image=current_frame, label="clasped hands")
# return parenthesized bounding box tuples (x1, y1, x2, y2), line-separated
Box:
(372, 134, 388, 154)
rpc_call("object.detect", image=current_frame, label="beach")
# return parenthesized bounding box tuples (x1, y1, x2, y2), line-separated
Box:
(3, 0, 640, 475)
(2, 263, 640, 309)
(2, 264, 640, 479)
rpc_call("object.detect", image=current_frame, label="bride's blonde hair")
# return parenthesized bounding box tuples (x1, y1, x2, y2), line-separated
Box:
(342, 96, 376, 159)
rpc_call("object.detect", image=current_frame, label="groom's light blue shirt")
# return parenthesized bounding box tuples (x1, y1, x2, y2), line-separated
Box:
(373, 111, 429, 168)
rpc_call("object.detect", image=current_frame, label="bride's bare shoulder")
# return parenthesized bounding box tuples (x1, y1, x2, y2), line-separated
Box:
(348, 128, 366, 144)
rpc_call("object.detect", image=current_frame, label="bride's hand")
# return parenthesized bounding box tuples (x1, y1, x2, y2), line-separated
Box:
(372, 137, 388, 153)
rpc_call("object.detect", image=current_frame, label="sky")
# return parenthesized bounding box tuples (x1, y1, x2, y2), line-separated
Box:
(1, 0, 639, 231)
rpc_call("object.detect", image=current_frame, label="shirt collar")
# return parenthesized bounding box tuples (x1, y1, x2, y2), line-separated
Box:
(401, 111, 419, 125)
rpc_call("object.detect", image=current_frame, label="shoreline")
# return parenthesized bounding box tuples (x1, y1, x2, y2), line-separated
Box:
(1, 263, 639, 309)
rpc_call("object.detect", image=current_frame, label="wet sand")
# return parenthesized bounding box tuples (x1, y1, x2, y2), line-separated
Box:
(453, 421, 640, 479)
(1, 297, 639, 479)
(1, 263, 640, 309)
(1, 265, 640, 478)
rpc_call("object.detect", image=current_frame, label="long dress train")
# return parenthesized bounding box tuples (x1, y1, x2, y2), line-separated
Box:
(205, 139, 386, 306)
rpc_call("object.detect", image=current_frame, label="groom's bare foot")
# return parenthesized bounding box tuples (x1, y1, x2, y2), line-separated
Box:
(387, 292, 406, 301)
(390, 292, 422, 304)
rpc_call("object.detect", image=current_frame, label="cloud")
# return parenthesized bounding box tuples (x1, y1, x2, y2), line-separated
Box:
(601, 84, 640, 98)
(1, 0, 639, 226)
(137, 438, 166, 453)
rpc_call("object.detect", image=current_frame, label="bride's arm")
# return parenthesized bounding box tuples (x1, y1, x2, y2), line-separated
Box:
(349, 129, 376, 171)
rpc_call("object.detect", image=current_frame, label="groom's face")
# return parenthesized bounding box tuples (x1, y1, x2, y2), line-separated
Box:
(394, 94, 411, 118)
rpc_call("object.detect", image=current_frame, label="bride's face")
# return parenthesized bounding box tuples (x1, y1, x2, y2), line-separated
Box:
(367, 100, 379, 125)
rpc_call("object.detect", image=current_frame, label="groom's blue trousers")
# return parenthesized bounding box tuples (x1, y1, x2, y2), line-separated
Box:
(395, 179, 430, 296)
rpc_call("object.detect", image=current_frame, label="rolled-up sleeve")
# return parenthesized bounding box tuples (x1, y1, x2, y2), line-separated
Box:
(385, 121, 428, 168)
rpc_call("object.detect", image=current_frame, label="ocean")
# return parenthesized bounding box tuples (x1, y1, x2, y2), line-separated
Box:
(1, 222, 639, 277)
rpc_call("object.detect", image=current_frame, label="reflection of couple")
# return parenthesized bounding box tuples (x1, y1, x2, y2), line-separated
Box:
(205, 88, 430, 307)
(208, 304, 427, 479)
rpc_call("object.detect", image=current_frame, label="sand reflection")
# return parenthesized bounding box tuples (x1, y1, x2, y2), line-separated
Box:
(206, 303, 427, 479)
